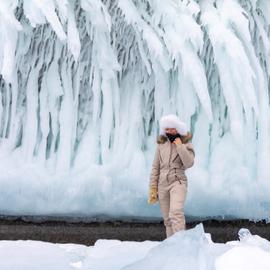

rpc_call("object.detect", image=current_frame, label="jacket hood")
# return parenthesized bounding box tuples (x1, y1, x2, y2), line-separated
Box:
(159, 114, 188, 136)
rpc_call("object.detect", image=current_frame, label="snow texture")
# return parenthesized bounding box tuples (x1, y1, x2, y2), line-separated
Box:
(0, 224, 270, 270)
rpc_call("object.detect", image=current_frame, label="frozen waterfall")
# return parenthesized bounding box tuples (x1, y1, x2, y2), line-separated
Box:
(0, 0, 270, 220)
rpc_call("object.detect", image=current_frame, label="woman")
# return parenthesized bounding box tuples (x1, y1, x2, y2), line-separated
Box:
(148, 114, 195, 238)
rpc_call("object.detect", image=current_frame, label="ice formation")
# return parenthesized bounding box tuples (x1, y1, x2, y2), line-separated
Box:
(0, 0, 270, 219)
(1, 224, 270, 270)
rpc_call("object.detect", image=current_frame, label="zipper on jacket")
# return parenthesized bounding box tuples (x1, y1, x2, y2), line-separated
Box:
(167, 143, 172, 183)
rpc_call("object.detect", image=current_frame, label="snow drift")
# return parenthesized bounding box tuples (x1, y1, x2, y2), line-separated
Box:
(1, 224, 270, 270)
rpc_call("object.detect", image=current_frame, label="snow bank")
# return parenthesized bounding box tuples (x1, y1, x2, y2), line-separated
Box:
(0, 224, 270, 270)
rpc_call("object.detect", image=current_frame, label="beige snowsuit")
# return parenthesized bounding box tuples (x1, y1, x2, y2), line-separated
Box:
(149, 136, 195, 238)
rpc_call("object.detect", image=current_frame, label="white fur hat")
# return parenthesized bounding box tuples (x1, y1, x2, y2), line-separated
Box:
(159, 114, 188, 136)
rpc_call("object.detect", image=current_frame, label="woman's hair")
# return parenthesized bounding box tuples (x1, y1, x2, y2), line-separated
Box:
(157, 132, 193, 144)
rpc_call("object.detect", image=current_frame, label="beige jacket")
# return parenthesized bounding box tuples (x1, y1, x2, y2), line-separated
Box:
(149, 135, 195, 188)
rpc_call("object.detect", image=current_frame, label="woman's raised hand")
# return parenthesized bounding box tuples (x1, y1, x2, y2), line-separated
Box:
(173, 137, 182, 145)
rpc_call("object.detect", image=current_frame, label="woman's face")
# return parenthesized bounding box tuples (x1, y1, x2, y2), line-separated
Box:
(165, 127, 178, 135)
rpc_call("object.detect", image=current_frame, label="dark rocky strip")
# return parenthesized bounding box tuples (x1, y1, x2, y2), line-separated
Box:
(0, 215, 269, 245)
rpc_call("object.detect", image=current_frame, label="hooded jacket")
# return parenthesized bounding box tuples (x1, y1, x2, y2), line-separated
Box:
(149, 134, 195, 188)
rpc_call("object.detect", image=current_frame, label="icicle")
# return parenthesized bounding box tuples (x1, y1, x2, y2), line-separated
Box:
(0, 0, 269, 219)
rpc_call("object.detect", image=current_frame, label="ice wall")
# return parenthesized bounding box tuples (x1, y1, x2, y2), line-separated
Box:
(0, 0, 270, 220)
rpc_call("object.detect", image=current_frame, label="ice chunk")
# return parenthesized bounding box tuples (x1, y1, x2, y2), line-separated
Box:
(122, 224, 209, 270)
(0, 224, 269, 269)
(238, 228, 252, 241)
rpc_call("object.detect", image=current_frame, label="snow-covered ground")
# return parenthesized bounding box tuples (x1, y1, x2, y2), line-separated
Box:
(0, 224, 269, 270)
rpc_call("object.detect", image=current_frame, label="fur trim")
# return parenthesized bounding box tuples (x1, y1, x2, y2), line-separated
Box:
(157, 135, 168, 144)
(159, 114, 188, 136)
(157, 132, 193, 144)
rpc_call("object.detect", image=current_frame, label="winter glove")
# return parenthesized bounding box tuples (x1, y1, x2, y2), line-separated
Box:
(148, 186, 158, 204)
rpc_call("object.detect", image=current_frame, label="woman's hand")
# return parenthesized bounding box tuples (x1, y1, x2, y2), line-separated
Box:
(173, 137, 182, 145)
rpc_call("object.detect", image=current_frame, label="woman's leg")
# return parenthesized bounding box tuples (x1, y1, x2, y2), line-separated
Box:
(158, 185, 173, 238)
(169, 181, 187, 234)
